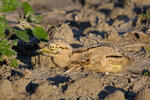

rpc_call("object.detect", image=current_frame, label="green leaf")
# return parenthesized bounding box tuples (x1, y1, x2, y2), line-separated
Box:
(22, 2, 34, 18)
(32, 26, 48, 41)
(12, 39, 18, 46)
(0, 39, 10, 49)
(2, 47, 17, 56)
(139, 14, 144, 20)
(0, 15, 8, 25)
(0, 0, 21, 12)
(0, 23, 5, 33)
(28, 15, 42, 23)
(0, 23, 5, 37)
(146, 12, 150, 19)
(0, 15, 10, 30)
(0, 56, 3, 62)
(14, 29, 29, 42)
(10, 59, 18, 68)
(0, 15, 6, 22)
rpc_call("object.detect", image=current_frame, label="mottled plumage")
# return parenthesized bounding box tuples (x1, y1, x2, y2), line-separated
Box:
(33, 38, 131, 72)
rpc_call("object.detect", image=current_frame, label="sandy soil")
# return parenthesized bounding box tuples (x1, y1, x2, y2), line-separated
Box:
(0, 0, 150, 100)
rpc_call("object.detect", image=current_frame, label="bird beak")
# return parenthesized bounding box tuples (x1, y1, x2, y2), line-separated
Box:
(36, 47, 52, 54)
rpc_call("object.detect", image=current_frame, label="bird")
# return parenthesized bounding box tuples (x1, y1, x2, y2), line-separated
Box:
(35, 38, 131, 72)
(37, 38, 72, 68)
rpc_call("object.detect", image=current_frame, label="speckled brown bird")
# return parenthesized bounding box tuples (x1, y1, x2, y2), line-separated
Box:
(34, 38, 131, 72)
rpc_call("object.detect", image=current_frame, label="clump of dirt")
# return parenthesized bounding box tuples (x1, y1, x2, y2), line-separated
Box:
(46, 23, 77, 44)
(0, 0, 150, 100)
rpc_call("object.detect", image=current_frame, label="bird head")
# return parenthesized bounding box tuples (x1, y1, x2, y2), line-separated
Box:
(38, 38, 72, 57)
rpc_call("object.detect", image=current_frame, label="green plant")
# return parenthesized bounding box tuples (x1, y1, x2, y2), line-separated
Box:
(142, 70, 150, 76)
(22, 2, 42, 23)
(0, 0, 48, 68)
(0, 15, 18, 68)
(0, 0, 21, 12)
(139, 11, 150, 22)
(146, 47, 150, 52)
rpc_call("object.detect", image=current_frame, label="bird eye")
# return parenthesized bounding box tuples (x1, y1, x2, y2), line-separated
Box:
(52, 46, 55, 49)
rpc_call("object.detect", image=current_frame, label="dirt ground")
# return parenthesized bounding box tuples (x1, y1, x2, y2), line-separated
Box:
(0, 0, 150, 100)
